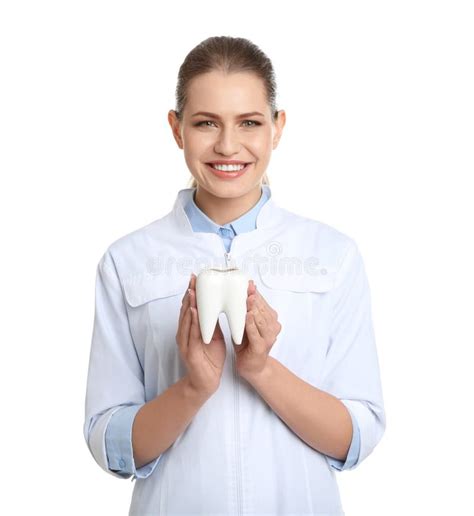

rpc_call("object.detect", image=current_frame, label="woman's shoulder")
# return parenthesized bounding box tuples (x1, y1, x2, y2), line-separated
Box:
(96, 212, 173, 282)
(278, 204, 358, 264)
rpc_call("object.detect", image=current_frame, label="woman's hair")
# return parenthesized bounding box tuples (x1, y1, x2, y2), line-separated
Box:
(173, 36, 279, 189)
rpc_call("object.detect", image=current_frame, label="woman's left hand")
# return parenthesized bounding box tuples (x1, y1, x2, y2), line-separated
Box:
(233, 280, 282, 381)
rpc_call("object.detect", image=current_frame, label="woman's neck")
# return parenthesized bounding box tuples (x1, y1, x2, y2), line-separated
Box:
(193, 184, 263, 226)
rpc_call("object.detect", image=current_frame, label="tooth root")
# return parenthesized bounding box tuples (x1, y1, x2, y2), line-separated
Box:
(195, 286, 222, 345)
(224, 281, 248, 344)
(224, 298, 247, 345)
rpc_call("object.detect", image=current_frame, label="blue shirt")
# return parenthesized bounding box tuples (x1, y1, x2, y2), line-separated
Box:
(105, 184, 361, 477)
(182, 185, 272, 252)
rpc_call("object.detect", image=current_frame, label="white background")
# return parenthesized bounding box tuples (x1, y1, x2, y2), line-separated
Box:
(1, 1, 473, 514)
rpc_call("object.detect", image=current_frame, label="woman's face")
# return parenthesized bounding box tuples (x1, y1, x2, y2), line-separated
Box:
(169, 70, 285, 200)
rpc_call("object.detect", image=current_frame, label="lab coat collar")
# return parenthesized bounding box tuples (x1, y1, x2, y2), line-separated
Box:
(183, 185, 271, 235)
(171, 184, 287, 236)
(117, 184, 340, 305)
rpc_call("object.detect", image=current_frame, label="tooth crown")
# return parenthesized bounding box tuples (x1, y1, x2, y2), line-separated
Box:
(212, 164, 245, 171)
(195, 267, 249, 345)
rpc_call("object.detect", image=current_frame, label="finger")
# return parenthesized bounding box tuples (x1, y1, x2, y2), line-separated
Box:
(177, 304, 192, 355)
(189, 306, 202, 347)
(253, 287, 278, 324)
(188, 283, 196, 309)
(248, 279, 258, 297)
(252, 306, 268, 339)
(185, 273, 197, 311)
(246, 311, 264, 345)
(179, 273, 196, 326)
(184, 273, 193, 297)
(178, 287, 192, 328)
(253, 294, 272, 322)
(247, 292, 266, 318)
(252, 284, 271, 311)
(255, 294, 280, 341)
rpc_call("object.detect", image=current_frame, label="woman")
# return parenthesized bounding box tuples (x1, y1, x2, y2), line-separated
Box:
(83, 36, 386, 515)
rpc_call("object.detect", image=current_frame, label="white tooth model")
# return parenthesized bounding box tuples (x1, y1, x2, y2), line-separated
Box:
(195, 267, 250, 345)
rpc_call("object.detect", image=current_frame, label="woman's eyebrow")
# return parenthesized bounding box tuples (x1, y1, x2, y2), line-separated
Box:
(191, 111, 265, 119)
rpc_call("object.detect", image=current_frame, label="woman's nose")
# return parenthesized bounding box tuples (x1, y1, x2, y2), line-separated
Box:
(214, 127, 241, 155)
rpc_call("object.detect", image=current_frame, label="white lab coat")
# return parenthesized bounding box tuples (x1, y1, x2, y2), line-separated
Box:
(83, 186, 386, 515)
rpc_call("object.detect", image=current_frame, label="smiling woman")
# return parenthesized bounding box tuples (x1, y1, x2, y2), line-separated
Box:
(169, 59, 286, 218)
(83, 35, 386, 516)
(167, 36, 285, 218)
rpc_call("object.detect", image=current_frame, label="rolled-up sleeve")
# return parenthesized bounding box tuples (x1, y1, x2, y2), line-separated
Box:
(326, 408, 361, 471)
(83, 249, 161, 480)
(321, 240, 386, 471)
(105, 404, 162, 479)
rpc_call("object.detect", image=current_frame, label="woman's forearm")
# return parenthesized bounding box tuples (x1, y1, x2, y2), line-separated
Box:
(244, 357, 353, 461)
(132, 376, 211, 469)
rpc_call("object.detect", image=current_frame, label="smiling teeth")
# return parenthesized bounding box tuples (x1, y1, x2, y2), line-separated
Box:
(211, 164, 246, 171)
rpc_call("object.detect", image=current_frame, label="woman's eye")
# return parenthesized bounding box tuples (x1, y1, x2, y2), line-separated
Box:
(194, 120, 261, 128)
(195, 120, 217, 127)
(242, 120, 261, 127)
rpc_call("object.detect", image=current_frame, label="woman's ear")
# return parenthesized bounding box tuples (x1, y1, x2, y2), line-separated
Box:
(273, 110, 286, 149)
(168, 109, 184, 149)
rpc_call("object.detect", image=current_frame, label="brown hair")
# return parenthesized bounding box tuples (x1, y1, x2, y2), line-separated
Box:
(173, 36, 279, 189)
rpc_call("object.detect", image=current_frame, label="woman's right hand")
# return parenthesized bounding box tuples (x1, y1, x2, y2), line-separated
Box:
(176, 273, 227, 397)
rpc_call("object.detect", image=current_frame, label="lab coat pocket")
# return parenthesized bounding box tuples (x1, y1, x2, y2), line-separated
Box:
(122, 271, 191, 388)
(255, 263, 337, 383)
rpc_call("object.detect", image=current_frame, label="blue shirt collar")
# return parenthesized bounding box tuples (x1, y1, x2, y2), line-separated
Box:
(184, 184, 271, 235)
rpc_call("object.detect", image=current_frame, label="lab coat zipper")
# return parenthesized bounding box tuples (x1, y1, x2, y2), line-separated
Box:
(217, 236, 243, 514)
(232, 344, 243, 515)
(224, 251, 233, 268)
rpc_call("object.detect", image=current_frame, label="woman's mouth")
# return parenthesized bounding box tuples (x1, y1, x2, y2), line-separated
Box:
(205, 162, 252, 179)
